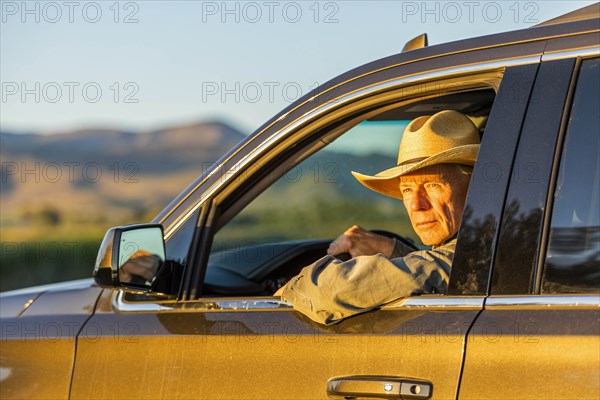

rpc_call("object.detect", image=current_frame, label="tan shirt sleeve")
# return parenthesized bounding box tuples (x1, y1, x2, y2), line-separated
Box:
(281, 239, 456, 325)
(390, 237, 418, 259)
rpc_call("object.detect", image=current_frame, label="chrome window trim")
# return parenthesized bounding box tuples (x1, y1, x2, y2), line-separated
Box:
(541, 46, 600, 61)
(485, 295, 600, 309)
(113, 291, 485, 313)
(113, 291, 291, 313)
(164, 55, 540, 239)
(115, 292, 600, 313)
(383, 296, 485, 310)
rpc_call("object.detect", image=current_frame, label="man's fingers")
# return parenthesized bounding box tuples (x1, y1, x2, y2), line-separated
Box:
(328, 226, 368, 256)
(328, 226, 393, 258)
(327, 236, 351, 256)
(326, 241, 340, 256)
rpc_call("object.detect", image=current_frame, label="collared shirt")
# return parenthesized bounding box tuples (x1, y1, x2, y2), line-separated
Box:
(281, 238, 456, 325)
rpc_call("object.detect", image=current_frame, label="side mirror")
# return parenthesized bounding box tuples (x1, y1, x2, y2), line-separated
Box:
(94, 224, 166, 291)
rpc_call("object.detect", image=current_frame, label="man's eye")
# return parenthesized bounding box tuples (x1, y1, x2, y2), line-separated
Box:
(426, 183, 440, 189)
(401, 188, 411, 194)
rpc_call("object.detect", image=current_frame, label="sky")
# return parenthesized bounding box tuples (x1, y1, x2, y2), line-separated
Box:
(1, 0, 596, 135)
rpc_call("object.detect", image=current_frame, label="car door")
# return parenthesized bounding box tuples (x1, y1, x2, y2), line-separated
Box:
(70, 56, 538, 399)
(458, 57, 600, 399)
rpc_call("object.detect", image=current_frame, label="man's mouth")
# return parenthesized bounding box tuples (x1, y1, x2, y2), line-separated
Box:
(416, 221, 436, 228)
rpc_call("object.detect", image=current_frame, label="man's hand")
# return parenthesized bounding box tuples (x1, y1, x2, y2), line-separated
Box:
(119, 250, 161, 283)
(327, 225, 395, 258)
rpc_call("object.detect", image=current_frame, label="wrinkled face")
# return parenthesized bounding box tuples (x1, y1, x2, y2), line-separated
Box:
(399, 164, 471, 246)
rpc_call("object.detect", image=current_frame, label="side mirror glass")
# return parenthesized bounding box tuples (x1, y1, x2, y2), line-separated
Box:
(94, 224, 165, 291)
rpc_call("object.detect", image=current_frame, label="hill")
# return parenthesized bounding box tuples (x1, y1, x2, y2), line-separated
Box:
(0, 121, 247, 240)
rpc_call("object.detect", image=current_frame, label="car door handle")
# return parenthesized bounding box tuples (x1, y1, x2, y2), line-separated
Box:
(326, 375, 432, 399)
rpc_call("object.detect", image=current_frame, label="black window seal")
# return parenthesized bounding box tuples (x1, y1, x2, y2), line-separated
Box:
(180, 201, 212, 300)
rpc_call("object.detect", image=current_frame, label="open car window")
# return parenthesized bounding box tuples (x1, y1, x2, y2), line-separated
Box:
(202, 87, 496, 297)
(206, 120, 417, 295)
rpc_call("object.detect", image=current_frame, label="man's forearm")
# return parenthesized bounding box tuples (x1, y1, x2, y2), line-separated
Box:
(281, 241, 455, 325)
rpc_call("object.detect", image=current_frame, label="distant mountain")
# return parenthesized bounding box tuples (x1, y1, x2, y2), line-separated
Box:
(1, 121, 246, 175)
(0, 121, 248, 229)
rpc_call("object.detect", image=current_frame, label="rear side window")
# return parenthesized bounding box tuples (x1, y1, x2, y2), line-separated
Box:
(542, 58, 600, 294)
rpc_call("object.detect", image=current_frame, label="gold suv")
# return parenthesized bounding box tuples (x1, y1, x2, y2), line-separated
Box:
(2, 4, 599, 399)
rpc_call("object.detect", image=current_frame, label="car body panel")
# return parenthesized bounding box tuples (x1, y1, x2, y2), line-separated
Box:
(70, 291, 482, 399)
(0, 280, 101, 399)
(459, 297, 600, 399)
(0, 292, 41, 319)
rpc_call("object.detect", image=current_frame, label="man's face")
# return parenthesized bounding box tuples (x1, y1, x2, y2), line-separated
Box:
(399, 164, 471, 246)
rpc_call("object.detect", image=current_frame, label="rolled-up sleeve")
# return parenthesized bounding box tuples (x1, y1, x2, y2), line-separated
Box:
(281, 240, 455, 325)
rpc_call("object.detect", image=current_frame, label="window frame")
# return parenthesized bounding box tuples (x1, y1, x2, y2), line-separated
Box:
(186, 71, 510, 301)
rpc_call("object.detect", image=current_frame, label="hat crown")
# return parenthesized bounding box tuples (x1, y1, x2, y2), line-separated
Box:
(397, 110, 479, 165)
(351, 110, 480, 200)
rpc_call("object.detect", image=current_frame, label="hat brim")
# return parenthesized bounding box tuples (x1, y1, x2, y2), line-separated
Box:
(352, 144, 479, 199)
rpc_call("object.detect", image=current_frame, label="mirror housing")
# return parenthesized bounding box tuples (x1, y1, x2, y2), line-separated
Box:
(94, 223, 166, 291)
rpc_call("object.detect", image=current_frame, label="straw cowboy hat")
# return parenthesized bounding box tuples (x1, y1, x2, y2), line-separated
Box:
(351, 110, 480, 199)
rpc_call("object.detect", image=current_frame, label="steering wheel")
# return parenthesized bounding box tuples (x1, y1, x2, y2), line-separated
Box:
(335, 229, 418, 261)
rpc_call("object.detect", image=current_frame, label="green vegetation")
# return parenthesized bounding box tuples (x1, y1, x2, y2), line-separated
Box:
(0, 207, 159, 292)
(0, 240, 101, 292)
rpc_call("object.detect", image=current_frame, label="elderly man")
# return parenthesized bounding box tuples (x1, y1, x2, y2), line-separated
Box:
(276, 110, 480, 325)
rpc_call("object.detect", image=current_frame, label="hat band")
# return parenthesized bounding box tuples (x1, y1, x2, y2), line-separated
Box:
(398, 156, 428, 166)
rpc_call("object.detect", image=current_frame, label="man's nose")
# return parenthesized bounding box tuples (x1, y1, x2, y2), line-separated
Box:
(410, 189, 430, 211)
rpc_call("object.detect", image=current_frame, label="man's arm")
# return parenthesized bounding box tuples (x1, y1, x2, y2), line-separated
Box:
(280, 240, 455, 325)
